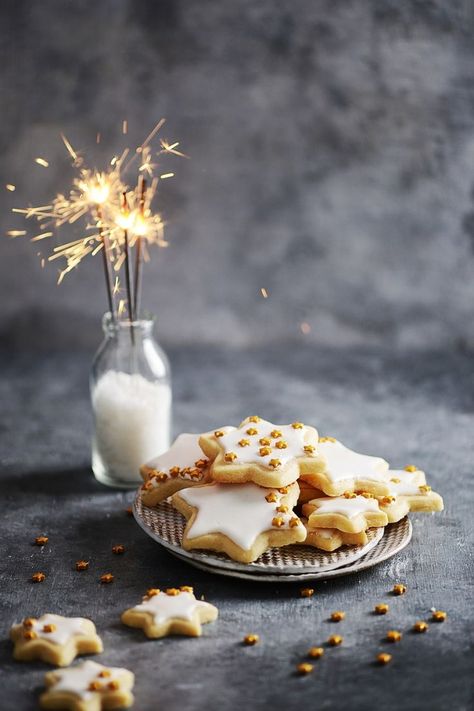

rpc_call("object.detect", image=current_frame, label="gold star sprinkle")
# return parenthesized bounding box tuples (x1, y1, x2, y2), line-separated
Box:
(224, 452, 238, 462)
(432, 610, 447, 622)
(393, 584, 407, 596)
(100, 573, 114, 584)
(330, 611, 345, 622)
(374, 603, 389, 615)
(243, 634, 259, 645)
(272, 517, 284, 528)
(112, 545, 125, 555)
(265, 492, 278, 503)
(296, 662, 313, 675)
(75, 560, 89, 571)
(319, 436, 336, 443)
(413, 621, 428, 633)
(259, 446, 271, 456)
(404, 465, 418, 472)
(328, 635, 343, 646)
(377, 652, 392, 665)
(270, 430, 282, 438)
(246, 428, 258, 436)
(248, 416, 261, 423)
(308, 646, 324, 659)
(214, 430, 225, 438)
(269, 459, 281, 469)
(238, 439, 250, 447)
(292, 422, 304, 429)
(386, 630, 402, 643)
(31, 572, 46, 583)
(276, 440, 288, 449)
(34, 536, 49, 546)
(300, 588, 314, 598)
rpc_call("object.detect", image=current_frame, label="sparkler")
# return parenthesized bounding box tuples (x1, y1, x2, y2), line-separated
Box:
(9, 120, 183, 320)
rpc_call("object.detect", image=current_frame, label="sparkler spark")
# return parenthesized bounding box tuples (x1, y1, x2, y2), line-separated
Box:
(300, 322, 311, 335)
(10, 120, 183, 319)
(260, 287, 269, 298)
(6, 184, 16, 191)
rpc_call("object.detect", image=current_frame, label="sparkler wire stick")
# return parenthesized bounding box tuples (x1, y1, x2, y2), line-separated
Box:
(121, 192, 135, 325)
(97, 205, 116, 321)
(133, 176, 146, 320)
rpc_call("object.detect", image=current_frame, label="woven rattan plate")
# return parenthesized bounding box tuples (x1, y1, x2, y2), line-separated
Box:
(134, 493, 412, 578)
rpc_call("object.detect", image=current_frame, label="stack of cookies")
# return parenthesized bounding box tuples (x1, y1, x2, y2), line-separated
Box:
(139, 417, 443, 563)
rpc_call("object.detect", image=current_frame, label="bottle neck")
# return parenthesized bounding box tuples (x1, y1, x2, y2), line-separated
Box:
(102, 312, 155, 340)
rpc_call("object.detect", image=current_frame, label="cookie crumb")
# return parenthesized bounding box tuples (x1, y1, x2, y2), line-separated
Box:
(327, 634, 343, 646)
(330, 611, 345, 622)
(243, 634, 259, 646)
(34, 536, 48, 546)
(100, 573, 114, 584)
(112, 545, 125, 555)
(297, 662, 313, 675)
(75, 560, 89, 572)
(432, 610, 447, 622)
(31, 572, 46, 583)
(392, 584, 407, 596)
(308, 646, 324, 659)
(300, 587, 314, 598)
(386, 630, 402, 643)
(374, 603, 389, 615)
(413, 621, 428, 633)
(377, 652, 392, 665)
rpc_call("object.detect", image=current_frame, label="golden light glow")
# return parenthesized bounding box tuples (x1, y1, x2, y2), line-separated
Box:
(260, 287, 269, 298)
(35, 157, 49, 167)
(6, 184, 16, 192)
(300, 322, 311, 335)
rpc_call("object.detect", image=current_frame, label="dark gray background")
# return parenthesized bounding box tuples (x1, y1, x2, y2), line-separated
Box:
(2, 0, 474, 351)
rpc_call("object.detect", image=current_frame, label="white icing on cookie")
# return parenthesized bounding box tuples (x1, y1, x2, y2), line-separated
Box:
(144, 432, 210, 472)
(178, 483, 304, 550)
(383, 469, 426, 496)
(23, 614, 88, 646)
(134, 591, 214, 623)
(309, 495, 381, 518)
(51, 660, 127, 700)
(218, 419, 317, 469)
(317, 439, 388, 482)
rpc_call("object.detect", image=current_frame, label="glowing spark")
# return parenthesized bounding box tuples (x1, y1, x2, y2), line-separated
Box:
(118, 298, 127, 316)
(61, 134, 78, 162)
(7, 230, 27, 237)
(41, 258, 45, 268)
(35, 157, 49, 167)
(122, 120, 128, 135)
(160, 173, 174, 179)
(96, 133, 101, 144)
(300, 322, 311, 335)
(113, 277, 121, 295)
(260, 287, 269, 299)
(31, 231, 54, 241)
(159, 139, 189, 159)
(6, 184, 15, 192)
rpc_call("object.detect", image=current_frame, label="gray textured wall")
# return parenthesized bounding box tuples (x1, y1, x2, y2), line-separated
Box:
(2, 0, 474, 351)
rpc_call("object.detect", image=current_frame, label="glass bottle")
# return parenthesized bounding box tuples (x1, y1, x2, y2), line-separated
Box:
(90, 313, 171, 488)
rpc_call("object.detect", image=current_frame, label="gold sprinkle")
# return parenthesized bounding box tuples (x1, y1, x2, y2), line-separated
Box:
(432, 610, 447, 622)
(269, 459, 281, 469)
(195, 459, 208, 469)
(34, 536, 48, 546)
(300, 588, 314, 598)
(259, 437, 271, 446)
(224, 452, 238, 462)
(248, 416, 261, 423)
(270, 430, 282, 438)
(377, 652, 392, 665)
(289, 517, 300, 528)
(386, 630, 402, 643)
(278, 486, 289, 494)
(146, 588, 160, 597)
(23, 630, 37, 640)
(404, 465, 418, 472)
(214, 430, 224, 438)
(265, 492, 278, 503)
(75, 560, 89, 571)
(319, 436, 336, 443)
(100, 573, 114, 584)
(413, 621, 428, 633)
(393, 584, 407, 596)
(328, 634, 343, 646)
(276, 505, 289, 513)
(31, 572, 46, 583)
(98, 670, 111, 678)
(23, 618, 36, 629)
(303, 444, 315, 454)
(419, 485, 431, 494)
(297, 662, 313, 675)
(43, 624, 56, 633)
(259, 446, 271, 457)
(358, 491, 375, 498)
(166, 588, 180, 596)
(180, 586, 194, 593)
(330, 611, 345, 622)
(88, 681, 102, 691)
(276, 440, 288, 450)
(343, 491, 357, 499)
(108, 680, 120, 690)
(238, 439, 251, 447)
(243, 634, 259, 645)
(272, 516, 284, 528)
(112, 545, 125, 555)
(308, 646, 324, 659)
(374, 603, 389, 615)
(246, 428, 258, 436)
(292, 422, 304, 429)
(380, 496, 396, 506)
(169, 466, 181, 477)
(390, 477, 401, 483)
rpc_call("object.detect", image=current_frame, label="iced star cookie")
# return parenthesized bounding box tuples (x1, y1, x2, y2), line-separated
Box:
(121, 586, 218, 638)
(300, 437, 391, 496)
(377, 488, 444, 523)
(303, 493, 388, 533)
(10, 614, 103, 667)
(172, 481, 306, 563)
(40, 660, 134, 710)
(199, 417, 323, 488)
(302, 519, 368, 551)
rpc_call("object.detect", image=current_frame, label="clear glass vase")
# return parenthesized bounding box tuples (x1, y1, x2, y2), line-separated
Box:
(90, 313, 172, 488)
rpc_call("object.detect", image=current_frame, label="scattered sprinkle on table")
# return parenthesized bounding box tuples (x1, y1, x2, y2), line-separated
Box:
(31, 572, 46, 583)
(297, 662, 313, 675)
(330, 611, 345, 622)
(377, 652, 392, 665)
(100, 573, 114, 584)
(392, 583, 407, 596)
(243, 634, 259, 646)
(374, 603, 389, 615)
(300, 588, 314, 598)
(34, 536, 48, 546)
(308, 647, 324, 659)
(386, 630, 402, 643)
(432, 610, 447, 622)
(328, 634, 343, 646)
(112, 545, 125, 555)
(75, 560, 89, 571)
(413, 621, 428, 633)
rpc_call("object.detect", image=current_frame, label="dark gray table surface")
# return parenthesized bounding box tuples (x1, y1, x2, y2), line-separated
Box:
(1, 345, 473, 711)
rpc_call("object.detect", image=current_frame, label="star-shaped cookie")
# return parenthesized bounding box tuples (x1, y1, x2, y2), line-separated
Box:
(301, 519, 368, 551)
(375, 469, 444, 522)
(121, 587, 218, 638)
(11, 614, 103, 667)
(40, 660, 134, 710)
(140, 433, 211, 506)
(302, 493, 388, 533)
(300, 437, 391, 496)
(172, 481, 306, 563)
(199, 417, 324, 488)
